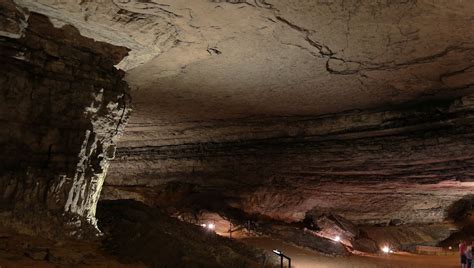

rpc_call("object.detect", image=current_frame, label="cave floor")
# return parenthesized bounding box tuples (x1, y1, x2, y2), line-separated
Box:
(0, 227, 146, 268)
(241, 237, 458, 268)
(0, 228, 460, 268)
(0, 257, 145, 268)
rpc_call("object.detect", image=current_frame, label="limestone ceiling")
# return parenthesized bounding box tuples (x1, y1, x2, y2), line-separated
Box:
(16, 0, 474, 133)
(127, 0, 474, 123)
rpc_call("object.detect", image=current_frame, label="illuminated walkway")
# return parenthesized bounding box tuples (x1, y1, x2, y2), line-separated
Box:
(241, 237, 458, 268)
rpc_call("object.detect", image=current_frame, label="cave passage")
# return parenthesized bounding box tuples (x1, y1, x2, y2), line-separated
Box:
(1, 0, 474, 267)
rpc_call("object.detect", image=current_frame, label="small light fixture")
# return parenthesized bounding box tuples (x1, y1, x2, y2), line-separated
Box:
(207, 223, 215, 230)
(201, 223, 207, 228)
(334, 235, 341, 242)
(273, 249, 282, 255)
(382, 246, 390, 253)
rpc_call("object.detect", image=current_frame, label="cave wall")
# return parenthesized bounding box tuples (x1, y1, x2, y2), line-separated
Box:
(2, 0, 473, 239)
(0, 0, 130, 237)
(105, 95, 474, 225)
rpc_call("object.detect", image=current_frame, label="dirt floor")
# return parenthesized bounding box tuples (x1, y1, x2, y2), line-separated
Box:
(0, 231, 460, 268)
(241, 237, 459, 268)
(0, 227, 146, 268)
(0, 203, 464, 268)
(0, 256, 146, 268)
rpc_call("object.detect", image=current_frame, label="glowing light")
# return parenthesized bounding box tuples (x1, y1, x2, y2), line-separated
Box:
(334, 236, 341, 242)
(201, 223, 207, 228)
(207, 223, 215, 230)
(273, 249, 282, 255)
(382, 246, 390, 253)
(449, 246, 453, 250)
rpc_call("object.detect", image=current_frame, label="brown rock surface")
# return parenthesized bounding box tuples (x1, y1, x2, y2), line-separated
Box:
(362, 223, 457, 252)
(97, 199, 277, 268)
(0, 0, 130, 238)
(105, 95, 474, 226)
(0, 225, 146, 267)
(13, 0, 474, 121)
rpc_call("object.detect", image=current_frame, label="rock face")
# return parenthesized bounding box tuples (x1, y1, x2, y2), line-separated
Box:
(362, 223, 456, 252)
(256, 221, 350, 256)
(0, 0, 130, 238)
(13, 0, 179, 71)
(106, 94, 474, 226)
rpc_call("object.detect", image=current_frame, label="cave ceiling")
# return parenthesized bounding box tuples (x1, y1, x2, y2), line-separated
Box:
(17, 0, 474, 131)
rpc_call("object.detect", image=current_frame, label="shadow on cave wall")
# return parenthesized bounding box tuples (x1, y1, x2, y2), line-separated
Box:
(439, 195, 474, 246)
(446, 195, 474, 223)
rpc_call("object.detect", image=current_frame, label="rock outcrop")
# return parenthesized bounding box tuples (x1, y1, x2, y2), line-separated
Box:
(0, 0, 130, 238)
(97, 200, 277, 268)
(362, 223, 457, 252)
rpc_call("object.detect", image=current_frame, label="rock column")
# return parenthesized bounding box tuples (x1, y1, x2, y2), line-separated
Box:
(0, 0, 130, 238)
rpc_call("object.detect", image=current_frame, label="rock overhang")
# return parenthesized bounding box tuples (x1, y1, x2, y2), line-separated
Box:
(14, 0, 474, 121)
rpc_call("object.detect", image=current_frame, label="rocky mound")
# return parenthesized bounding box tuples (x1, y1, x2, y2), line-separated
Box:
(97, 200, 277, 268)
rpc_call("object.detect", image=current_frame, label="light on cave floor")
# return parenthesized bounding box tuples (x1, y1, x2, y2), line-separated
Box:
(200, 222, 215, 230)
(382, 246, 391, 253)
